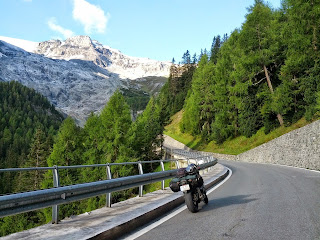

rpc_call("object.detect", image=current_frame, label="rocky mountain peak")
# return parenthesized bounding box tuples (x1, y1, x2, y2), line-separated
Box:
(35, 36, 98, 62)
(65, 35, 94, 48)
(34, 35, 171, 80)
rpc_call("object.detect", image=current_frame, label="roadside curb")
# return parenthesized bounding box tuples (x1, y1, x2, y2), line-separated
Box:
(92, 165, 230, 240)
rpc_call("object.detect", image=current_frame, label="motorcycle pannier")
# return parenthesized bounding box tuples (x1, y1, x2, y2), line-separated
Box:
(169, 178, 180, 192)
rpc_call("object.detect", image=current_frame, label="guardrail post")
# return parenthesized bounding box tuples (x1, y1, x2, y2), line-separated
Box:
(163, 147, 167, 159)
(196, 159, 203, 175)
(106, 164, 112, 207)
(206, 158, 209, 173)
(138, 162, 143, 197)
(52, 165, 60, 224)
(160, 160, 165, 190)
(175, 160, 180, 169)
(187, 158, 190, 165)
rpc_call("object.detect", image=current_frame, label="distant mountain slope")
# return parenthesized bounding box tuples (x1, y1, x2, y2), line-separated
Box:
(0, 36, 171, 124)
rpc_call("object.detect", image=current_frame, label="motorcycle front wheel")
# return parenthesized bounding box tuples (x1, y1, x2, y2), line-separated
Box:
(184, 192, 198, 213)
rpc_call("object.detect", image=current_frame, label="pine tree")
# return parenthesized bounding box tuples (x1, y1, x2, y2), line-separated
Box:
(198, 49, 204, 62)
(45, 117, 83, 185)
(238, 0, 284, 127)
(210, 33, 238, 142)
(279, 0, 320, 121)
(181, 54, 215, 137)
(210, 35, 221, 64)
(182, 50, 191, 64)
(131, 97, 163, 164)
(222, 33, 228, 43)
(41, 117, 83, 222)
(16, 128, 49, 192)
(100, 90, 134, 177)
(192, 53, 197, 64)
(81, 113, 105, 182)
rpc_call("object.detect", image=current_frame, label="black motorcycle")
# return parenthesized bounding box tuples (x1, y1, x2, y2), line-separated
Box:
(170, 164, 208, 213)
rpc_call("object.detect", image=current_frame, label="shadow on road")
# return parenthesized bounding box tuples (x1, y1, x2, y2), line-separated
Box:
(200, 194, 257, 212)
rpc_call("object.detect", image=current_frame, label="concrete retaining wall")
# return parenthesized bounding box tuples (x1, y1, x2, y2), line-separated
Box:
(163, 135, 191, 151)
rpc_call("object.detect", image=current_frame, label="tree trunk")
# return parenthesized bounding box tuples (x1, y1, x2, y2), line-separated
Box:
(263, 65, 284, 126)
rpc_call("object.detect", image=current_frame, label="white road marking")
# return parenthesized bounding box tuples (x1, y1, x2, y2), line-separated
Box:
(121, 167, 233, 240)
(260, 162, 320, 174)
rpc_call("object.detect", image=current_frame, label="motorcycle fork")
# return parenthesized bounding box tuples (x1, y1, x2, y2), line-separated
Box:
(197, 187, 205, 201)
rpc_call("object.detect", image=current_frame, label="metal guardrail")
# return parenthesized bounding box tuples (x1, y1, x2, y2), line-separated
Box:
(0, 149, 217, 223)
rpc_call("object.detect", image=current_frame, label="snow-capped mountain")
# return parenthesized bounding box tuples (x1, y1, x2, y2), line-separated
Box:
(0, 36, 171, 124)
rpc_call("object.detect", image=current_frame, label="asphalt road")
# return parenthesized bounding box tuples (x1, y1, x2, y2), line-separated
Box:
(128, 160, 320, 240)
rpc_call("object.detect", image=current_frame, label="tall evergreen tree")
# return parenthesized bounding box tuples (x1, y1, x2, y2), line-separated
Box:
(130, 97, 163, 164)
(210, 32, 239, 142)
(238, 0, 284, 127)
(16, 128, 49, 192)
(182, 50, 191, 64)
(192, 53, 197, 64)
(210, 35, 221, 64)
(81, 113, 105, 182)
(100, 90, 135, 177)
(278, 0, 320, 121)
(198, 49, 204, 62)
(44, 117, 83, 187)
(181, 54, 215, 137)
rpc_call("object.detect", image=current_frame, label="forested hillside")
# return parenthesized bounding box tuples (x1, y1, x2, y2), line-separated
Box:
(179, 0, 320, 144)
(0, 81, 64, 194)
(0, 88, 164, 236)
(0, 81, 64, 236)
(157, 63, 196, 124)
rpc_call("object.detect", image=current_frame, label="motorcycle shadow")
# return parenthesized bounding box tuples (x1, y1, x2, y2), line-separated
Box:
(198, 194, 258, 212)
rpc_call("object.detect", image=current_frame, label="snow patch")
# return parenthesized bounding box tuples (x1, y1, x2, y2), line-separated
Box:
(65, 54, 86, 60)
(0, 36, 39, 53)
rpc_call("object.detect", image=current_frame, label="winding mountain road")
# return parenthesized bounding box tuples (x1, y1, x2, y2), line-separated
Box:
(129, 160, 320, 240)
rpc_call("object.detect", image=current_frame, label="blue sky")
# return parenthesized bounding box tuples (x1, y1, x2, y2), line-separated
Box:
(0, 0, 281, 62)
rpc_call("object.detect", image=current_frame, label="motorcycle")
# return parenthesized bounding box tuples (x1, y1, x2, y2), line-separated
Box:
(170, 164, 208, 213)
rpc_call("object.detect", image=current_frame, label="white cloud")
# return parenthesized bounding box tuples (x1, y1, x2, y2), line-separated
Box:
(73, 0, 110, 34)
(48, 18, 75, 39)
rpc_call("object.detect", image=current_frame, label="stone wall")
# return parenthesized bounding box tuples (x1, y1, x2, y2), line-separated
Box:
(164, 120, 320, 171)
(236, 120, 320, 170)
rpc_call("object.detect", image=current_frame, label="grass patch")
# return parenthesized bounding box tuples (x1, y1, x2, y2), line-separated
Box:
(164, 110, 204, 149)
(165, 111, 316, 155)
(143, 162, 176, 193)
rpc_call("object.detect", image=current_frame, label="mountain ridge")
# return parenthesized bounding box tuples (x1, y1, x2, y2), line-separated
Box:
(0, 35, 171, 125)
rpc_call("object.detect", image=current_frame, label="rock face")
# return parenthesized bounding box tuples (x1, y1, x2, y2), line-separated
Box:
(0, 36, 171, 124)
(36, 36, 170, 80)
